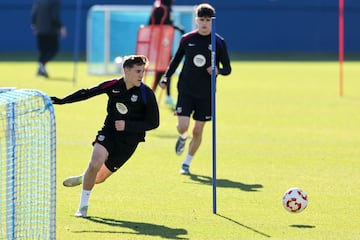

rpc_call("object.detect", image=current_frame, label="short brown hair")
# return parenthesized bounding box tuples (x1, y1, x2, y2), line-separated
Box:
(122, 55, 149, 69)
(195, 3, 215, 18)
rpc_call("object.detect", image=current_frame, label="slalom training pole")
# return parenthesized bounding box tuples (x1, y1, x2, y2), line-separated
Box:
(211, 16, 217, 214)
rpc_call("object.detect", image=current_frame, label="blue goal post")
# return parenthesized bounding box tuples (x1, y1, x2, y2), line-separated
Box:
(86, 5, 195, 75)
(0, 88, 56, 240)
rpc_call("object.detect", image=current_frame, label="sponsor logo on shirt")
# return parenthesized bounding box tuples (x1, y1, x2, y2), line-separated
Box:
(193, 54, 206, 67)
(116, 102, 128, 114)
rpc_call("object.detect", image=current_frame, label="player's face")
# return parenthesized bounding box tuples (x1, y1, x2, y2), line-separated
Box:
(124, 64, 145, 88)
(196, 17, 212, 35)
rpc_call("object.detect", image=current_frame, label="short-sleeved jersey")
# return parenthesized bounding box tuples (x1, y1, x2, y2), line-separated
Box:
(164, 30, 231, 98)
(57, 78, 159, 143)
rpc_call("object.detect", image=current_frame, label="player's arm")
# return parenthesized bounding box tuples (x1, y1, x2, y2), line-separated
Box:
(159, 39, 185, 88)
(217, 38, 232, 76)
(51, 80, 116, 104)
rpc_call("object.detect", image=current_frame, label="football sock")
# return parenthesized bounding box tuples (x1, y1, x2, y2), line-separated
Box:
(180, 134, 187, 140)
(182, 154, 193, 166)
(79, 189, 91, 207)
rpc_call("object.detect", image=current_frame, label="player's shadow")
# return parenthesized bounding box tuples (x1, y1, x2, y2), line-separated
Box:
(46, 76, 73, 82)
(73, 216, 188, 239)
(188, 174, 263, 192)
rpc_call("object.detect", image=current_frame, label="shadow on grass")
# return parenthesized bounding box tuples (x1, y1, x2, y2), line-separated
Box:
(35, 74, 74, 82)
(217, 214, 271, 238)
(72, 216, 188, 239)
(46, 76, 74, 82)
(187, 174, 263, 192)
(289, 224, 316, 229)
(152, 133, 179, 139)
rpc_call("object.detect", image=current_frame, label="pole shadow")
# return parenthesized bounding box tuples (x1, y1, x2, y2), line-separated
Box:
(188, 174, 263, 192)
(217, 214, 271, 238)
(216, 213, 271, 238)
(72, 216, 188, 239)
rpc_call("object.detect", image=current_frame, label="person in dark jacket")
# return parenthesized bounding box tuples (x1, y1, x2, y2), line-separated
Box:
(51, 55, 160, 217)
(160, 3, 231, 175)
(31, 0, 67, 78)
(148, 0, 185, 107)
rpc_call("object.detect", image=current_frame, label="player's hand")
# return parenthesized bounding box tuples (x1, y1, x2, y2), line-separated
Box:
(50, 96, 65, 105)
(159, 78, 168, 89)
(115, 120, 125, 131)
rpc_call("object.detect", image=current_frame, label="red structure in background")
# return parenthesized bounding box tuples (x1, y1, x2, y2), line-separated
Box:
(136, 24, 174, 90)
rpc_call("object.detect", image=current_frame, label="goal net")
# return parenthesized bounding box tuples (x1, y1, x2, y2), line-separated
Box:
(87, 5, 195, 75)
(0, 88, 56, 239)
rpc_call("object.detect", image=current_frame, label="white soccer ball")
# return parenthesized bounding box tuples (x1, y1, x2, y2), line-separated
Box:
(282, 187, 308, 213)
(114, 56, 124, 74)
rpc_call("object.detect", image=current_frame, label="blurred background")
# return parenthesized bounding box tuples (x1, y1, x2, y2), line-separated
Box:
(1, 0, 360, 59)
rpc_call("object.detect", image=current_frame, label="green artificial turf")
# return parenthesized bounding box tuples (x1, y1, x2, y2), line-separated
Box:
(1, 58, 359, 239)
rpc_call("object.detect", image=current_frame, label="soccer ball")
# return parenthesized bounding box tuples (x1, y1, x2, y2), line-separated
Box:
(282, 187, 308, 213)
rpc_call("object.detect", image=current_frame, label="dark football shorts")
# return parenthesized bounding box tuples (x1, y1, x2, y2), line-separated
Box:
(175, 93, 212, 122)
(93, 130, 139, 172)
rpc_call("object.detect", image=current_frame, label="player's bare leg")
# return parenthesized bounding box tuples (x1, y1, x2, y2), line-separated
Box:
(75, 143, 109, 217)
(82, 143, 109, 190)
(180, 120, 205, 174)
(188, 120, 205, 156)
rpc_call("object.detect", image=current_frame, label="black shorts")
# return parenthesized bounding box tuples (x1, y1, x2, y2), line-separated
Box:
(175, 93, 212, 121)
(93, 130, 139, 172)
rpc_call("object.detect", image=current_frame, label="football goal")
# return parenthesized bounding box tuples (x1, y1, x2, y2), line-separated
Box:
(0, 88, 56, 239)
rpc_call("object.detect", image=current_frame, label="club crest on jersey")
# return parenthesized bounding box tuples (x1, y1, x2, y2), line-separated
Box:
(116, 102, 128, 114)
(131, 94, 138, 102)
(193, 54, 206, 67)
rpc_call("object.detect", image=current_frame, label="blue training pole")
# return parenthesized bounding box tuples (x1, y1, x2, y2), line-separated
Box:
(211, 17, 217, 214)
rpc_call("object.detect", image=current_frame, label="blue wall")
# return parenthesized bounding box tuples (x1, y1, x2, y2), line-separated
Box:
(1, 0, 360, 54)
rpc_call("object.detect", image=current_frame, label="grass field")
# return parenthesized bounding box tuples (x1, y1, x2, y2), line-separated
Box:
(1, 57, 360, 239)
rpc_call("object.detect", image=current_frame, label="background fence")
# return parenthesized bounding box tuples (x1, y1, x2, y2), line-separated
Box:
(1, 0, 360, 55)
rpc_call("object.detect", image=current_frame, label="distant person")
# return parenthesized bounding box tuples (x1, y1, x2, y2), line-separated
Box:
(148, 0, 185, 107)
(160, 3, 231, 175)
(31, 0, 67, 78)
(51, 55, 160, 217)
